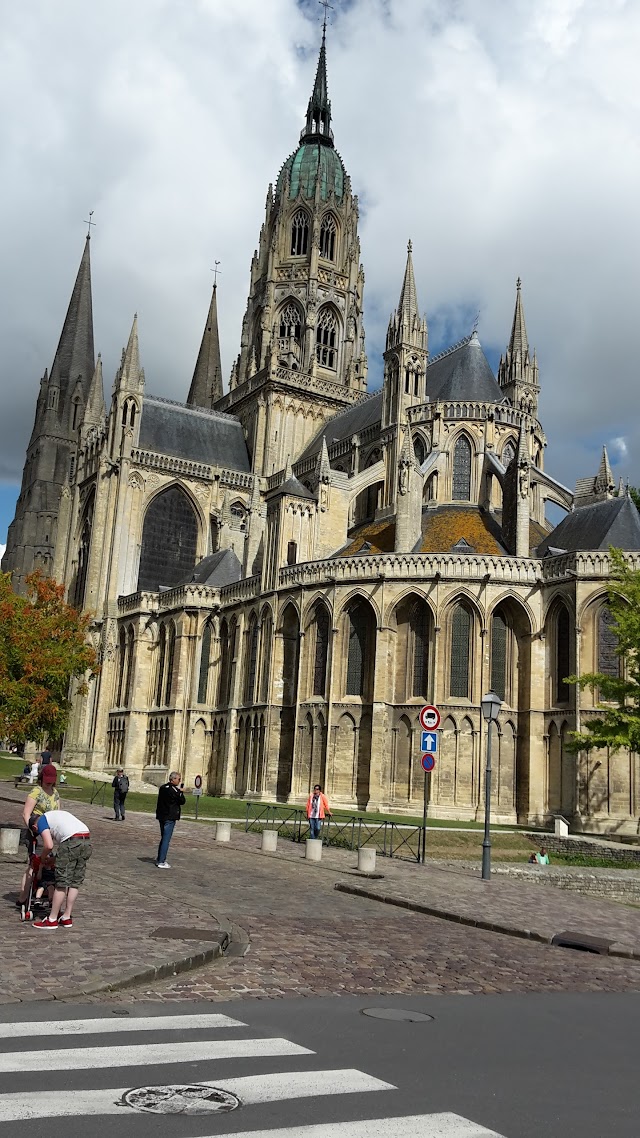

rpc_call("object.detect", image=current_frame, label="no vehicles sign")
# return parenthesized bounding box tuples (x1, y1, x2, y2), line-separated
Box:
(419, 705, 440, 731)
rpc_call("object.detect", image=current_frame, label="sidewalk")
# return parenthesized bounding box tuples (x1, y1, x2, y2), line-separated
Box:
(2, 782, 640, 1004)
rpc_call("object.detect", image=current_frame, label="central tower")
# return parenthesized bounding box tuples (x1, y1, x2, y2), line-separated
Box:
(216, 28, 368, 475)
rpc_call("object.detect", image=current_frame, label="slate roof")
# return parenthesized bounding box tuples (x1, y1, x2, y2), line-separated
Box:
(180, 549, 242, 587)
(426, 333, 503, 404)
(298, 392, 382, 461)
(278, 475, 315, 499)
(139, 396, 250, 472)
(338, 505, 553, 559)
(537, 495, 640, 555)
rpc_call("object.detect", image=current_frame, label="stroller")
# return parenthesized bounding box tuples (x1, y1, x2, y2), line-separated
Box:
(20, 851, 40, 922)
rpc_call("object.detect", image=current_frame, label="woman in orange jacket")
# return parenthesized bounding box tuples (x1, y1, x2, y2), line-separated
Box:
(306, 784, 331, 840)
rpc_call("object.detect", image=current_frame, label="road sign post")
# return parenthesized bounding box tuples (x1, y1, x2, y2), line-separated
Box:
(419, 705, 441, 732)
(193, 775, 203, 820)
(421, 769, 431, 865)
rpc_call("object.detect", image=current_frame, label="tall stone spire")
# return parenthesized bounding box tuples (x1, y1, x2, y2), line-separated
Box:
(188, 284, 223, 409)
(83, 354, 105, 431)
(48, 234, 95, 409)
(116, 314, 144, 392)
(498, 278, 539, 415)
(301, 23, 333, 143)
(397, 240, 419, 330)
(595, 445, 615, 496)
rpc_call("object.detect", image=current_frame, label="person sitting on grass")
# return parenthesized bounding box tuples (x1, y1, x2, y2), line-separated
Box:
(535, 846, 550, 865)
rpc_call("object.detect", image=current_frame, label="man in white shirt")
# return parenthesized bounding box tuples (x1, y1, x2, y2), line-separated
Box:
(29, 809, 92, 930)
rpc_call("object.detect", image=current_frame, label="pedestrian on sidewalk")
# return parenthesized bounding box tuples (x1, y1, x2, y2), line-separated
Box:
(112, 768, 130, 820)
(40, 747, 52, 767)
(16, 765, 61, 908)
(306, 783, 331, 840)
(28, 809, 92, 930)
(155, 771, 185, 868)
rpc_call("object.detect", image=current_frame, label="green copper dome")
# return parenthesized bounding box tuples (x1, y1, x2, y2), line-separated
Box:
(278, 140, 345, 203)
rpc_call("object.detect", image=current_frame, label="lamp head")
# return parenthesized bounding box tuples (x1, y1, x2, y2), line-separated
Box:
(481, 689, 502, 722)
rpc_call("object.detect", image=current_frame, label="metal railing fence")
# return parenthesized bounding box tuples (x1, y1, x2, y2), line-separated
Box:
(244, 802, 423, 862)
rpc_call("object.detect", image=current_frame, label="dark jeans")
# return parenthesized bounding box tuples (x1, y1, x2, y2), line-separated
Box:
(114, 792, 127, 819)
(308, 817, 322, 840)
(157, 819, 176, 864)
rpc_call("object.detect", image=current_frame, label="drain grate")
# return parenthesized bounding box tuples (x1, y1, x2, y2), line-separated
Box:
(123, 1084, 240, 1115)
(551, 931, 612, 955)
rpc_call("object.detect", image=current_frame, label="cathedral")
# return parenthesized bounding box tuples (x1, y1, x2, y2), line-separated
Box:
(4, 31, 640, 833)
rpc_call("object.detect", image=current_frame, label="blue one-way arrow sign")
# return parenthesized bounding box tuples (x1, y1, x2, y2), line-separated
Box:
(421, 731, 438, 754)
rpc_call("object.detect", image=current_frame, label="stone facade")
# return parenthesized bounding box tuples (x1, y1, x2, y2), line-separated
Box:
(4, 32, 640, 834)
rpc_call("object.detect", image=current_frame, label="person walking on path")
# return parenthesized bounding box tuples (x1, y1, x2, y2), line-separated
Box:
(29, 808, 92, 930)
(40, 747, 52, 767)
(155, 772, 185, 868)
(306, 784, 331, 840)
(112, 768, 130, 820)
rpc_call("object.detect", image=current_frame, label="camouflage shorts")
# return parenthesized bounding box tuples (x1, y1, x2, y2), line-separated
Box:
(55, 838, 92, 889)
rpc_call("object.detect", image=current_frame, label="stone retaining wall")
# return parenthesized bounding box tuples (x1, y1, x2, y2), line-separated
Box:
(526, 833, 640, 865)
(494, 865, 640, 903)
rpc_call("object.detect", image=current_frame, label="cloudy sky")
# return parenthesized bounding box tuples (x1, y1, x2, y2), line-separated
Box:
(1, 0, 639, 543)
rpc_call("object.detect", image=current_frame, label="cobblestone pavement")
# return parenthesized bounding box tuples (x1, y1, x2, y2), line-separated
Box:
(2, 785, 640, 1004)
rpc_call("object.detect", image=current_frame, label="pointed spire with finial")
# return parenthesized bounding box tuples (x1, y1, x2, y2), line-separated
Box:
(116, 314, 144, 392)
(498, 277, 539, 411)
(386, 240, 427, 352)
(84, 354, 106, 428)
(509, 277, 529, 359)
(301, 12, 334, 145)
(595, 445, 615, 496)
(47, 235, 95, 412)
(188, 284, 223, 409)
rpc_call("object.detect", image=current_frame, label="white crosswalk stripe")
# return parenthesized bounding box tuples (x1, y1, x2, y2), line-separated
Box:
(0, 1011, 507, 1136)
(0, 1069, 394, 1122)
(0, 1036, 312, 1073)
(190, 1118, 506, 1137)
(0, 1012, 245, 1038)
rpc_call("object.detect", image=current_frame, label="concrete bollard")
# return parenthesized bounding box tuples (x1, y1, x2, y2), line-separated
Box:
(305, 838, 322, 862)
(357, 846, 376, 874)
(261, 829, 278, 853)
(0, 827, 21, 856)
(215, 821, 231, 842)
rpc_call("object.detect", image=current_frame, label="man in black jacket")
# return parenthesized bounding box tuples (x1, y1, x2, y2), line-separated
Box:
(155, 771, 186, 868)
(112, 768, 129, 821)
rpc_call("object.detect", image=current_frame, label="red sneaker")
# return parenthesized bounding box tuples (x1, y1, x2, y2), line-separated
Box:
(32, 917, 58, 930)
(58, 917, 73, 929)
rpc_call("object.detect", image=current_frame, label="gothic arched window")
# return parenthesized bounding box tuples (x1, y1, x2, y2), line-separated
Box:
(124, 626, 135, 707)
(450, 604, 471, 698)
(319, 214, 337, 261)
(279, 302, 302, 344)
(115, 628, 127, 707)
(244, 614, 259, 704)
(410, 601, 429, 698)
(502, 439, 516, 468)
(218, 620, 231, 708)
(313, 605, 330, 697)
(155, 624, 167, 707)
(413, 435, 426, 465)
(316, 308, 338, 370)
(346, 600, 375, 698)
(490, 610, 508, 702)
(197, 622, 212, 705)
(452, 436, 472, 501)
(164, 624, 177, 706)
(74, 490, 95, 609)
(259, 610, 272, 703)
(291, 209, 309, 256)
(598, 605, 619, 677)
(137, 486, 198, 591)
(555, 606, 570, 703)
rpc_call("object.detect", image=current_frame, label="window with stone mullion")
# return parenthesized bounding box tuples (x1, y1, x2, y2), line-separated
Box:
(490, 611, 508, 703)
(450, 605, 471, 698)
(197, 622, 212, 704)
(452, 436, 472, 501)
(411, 603, 429, 698)
(556, 607, 570, 703)
(313, 606, 330, 696)
(346, 605, 369, 696)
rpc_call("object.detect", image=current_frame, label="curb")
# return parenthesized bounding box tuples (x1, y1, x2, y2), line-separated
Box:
(334, 882, 640, 961)
(3, 932, 231, 1004)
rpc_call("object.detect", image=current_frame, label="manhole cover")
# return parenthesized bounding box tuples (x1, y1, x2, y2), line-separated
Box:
(122, 1084, 240, 1115)
(362, 1008, 434, 1022)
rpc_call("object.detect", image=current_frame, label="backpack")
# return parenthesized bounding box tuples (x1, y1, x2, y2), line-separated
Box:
(116, 775, 129, 795)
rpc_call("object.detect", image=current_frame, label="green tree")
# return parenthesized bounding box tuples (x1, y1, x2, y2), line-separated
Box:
(0, 571, 99, 745)
(567, 548, 640, 753)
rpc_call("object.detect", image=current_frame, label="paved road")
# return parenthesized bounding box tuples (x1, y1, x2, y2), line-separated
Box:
(0, 994, 637, 1137)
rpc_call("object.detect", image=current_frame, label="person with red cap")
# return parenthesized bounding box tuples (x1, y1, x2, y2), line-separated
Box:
(16, 765, 61, 908)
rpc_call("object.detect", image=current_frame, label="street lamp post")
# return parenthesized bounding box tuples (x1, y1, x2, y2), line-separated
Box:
(481, 689, 502, 881)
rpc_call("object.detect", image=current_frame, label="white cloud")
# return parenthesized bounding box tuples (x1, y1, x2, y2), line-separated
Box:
(0, 545, 5, 562)
(610, 436, 628, 463)
(0, 0, 639, 505)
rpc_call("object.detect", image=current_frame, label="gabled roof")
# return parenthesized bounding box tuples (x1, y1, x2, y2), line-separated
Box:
(139, 397, 250, 472)
(272, 474, 315, 500)
(181, 548, 242, 587)
(537, 495, 640, 555)
(298, 392, 382, 461)
(427, 332, 503, 403)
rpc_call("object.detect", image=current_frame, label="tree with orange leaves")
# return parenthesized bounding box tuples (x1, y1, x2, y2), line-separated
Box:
(0, 571, 99, 745)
